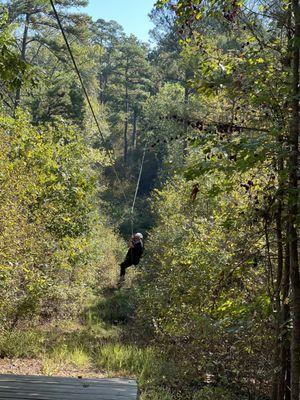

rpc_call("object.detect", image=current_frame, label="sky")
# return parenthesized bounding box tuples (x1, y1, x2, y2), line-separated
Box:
(81, 0, 156, 43)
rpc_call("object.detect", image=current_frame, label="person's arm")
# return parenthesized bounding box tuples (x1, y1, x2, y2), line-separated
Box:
(137, 242, 144, 257)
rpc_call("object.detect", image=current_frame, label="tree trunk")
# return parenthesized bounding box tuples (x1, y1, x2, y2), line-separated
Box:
(289, 2, 300, 398)
(272, 195, 284, 400)
(279, 239, 291, 400)
(183, 83, 189, 153)
(15, 12, 30, 109)
(124, 74, 129, 165)
(272, 128, 287, 400)
(123, 56, 130, 165)
(132, 109, 138, 149)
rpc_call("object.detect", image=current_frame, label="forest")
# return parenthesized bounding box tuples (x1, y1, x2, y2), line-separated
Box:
(0, 0, 299, 399)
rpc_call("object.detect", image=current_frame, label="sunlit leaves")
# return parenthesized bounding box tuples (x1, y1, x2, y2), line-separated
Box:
(0, 13, 30, 90)
(0, 109, 120, 327)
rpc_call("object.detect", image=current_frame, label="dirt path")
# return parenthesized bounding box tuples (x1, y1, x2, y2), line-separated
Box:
(0, 357, 107, 379)
(0, 358, 107, 378)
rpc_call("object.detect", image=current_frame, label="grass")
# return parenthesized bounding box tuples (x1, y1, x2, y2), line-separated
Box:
(95, 343, 156, 378)
(87, 288, 136, 325)
(140, 389, 174, 400)
(0, 288, 180, 399)
(0, 329, 45, 358)
(192, 387, 240, 400)
(42, 345, 90, 375)
(0, 289, 187, 399)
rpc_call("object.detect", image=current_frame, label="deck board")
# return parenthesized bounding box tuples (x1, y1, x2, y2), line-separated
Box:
(0, 374, 137, 400)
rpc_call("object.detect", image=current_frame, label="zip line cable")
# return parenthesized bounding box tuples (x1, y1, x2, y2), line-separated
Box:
(49, 0, 128, 204)
(130, 145, 147, 235)
(50, 0, 149, 234)
(50, 0, 268, 235)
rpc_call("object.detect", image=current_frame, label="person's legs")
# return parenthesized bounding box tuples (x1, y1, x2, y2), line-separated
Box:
(119, 258, 132, 282)
(119, 249, 134, 285)
(120, 262, 127, 279)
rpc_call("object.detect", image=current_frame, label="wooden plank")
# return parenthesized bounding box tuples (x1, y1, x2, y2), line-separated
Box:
(0, 388, 137, 399)
(0, 386, 136, 400)
(0, 373, 134, 383)
(0, 374, 138, 400)
(0, 378, 136, 389)
(0, 386, 137, 397)
(0, 374, 135, 387)
(0, 392, 131, 400)
(0, 395, 127, 400)
(0, 380, 136, 390)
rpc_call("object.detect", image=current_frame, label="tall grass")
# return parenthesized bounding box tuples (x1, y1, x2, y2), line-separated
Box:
(96, 344, 154, 377)
(140, 389, 174, 400)
(88, 289, 136, 325)
(0, 291, 180, 400)
(192, 387, 239, 399)
(42, 345, 90, 375)
(0, 329, 44, 358)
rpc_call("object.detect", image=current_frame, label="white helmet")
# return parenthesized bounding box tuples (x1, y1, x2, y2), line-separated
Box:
(135, 233, 143, 240)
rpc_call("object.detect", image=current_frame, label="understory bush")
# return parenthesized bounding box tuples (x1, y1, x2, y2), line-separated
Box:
(0, 111, 122, 328)
(134, 174, 273, 397)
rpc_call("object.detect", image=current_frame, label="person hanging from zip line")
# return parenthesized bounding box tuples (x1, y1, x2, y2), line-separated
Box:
(119, 233, 144, 285)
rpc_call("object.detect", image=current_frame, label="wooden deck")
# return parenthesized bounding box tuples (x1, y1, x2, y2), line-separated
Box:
(0, 374, 138, 400)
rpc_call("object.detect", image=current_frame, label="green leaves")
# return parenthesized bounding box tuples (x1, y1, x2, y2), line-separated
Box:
(136, 169, 270, 389)
(0, 109, 121, 327)
(0, 14, 30, 90)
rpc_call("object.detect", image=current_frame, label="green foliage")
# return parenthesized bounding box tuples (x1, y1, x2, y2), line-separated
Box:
(192, 387, 238, 400)
(140, 389, 174, 400)
(0, 14, 29, 90)
(43, 345, 90, 374)
(0, 329, 44, 358)
(95, 341, 180, 393)
(0, 0, 298, 398)
(0, 110, 121, 326)
(96, 344, 154, 376)
(134, 171, 273, 395)
(92, 289, 136, 325)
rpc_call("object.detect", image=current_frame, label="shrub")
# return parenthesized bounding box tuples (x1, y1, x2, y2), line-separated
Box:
(0, 329, 45, 358)
(0, 111, 122, 327)
(192, 387, 238, 400)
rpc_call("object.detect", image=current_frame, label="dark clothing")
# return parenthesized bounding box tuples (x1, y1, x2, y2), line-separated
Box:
(120, 241, 143, 278)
